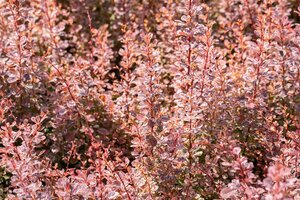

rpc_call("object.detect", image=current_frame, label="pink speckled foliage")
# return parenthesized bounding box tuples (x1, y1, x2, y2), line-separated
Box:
(0, 0, 299, 199)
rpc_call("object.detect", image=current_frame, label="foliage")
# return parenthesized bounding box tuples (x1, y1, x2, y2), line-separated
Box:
(0, 0, 299, 199)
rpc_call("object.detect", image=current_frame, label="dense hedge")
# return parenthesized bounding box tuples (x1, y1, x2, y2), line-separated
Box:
(0, 0, 299, 199)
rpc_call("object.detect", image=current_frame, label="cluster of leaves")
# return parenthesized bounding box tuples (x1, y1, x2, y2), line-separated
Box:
(0, 0, 299, 199)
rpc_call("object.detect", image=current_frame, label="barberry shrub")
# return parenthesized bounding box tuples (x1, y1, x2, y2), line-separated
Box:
(0, 0, 299, 199)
